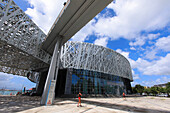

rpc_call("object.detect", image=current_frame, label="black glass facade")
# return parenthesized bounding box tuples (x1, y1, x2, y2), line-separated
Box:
(71, 69, 125, 95)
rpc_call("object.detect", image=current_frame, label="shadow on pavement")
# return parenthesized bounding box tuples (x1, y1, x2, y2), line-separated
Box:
(70, 98, 170, 113)
(0, 96, 41, 113)
(0, 96, 64, 113)
(1, 96, 169, 113)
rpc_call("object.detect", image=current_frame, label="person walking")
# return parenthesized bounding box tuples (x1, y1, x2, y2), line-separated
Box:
(77, 92, 82, 107)
(23, 87, 26, 94)
(123, 92, 126, 100)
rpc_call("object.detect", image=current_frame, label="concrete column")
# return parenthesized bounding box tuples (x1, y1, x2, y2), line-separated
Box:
(36, 71, 48, 96)
(40, 38, 62, 105)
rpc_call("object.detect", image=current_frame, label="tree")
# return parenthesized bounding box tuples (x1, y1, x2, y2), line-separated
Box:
(166, 82, 170, 96)
(150, 87, 158, 95)
(132, 87, 137, 94)
(134, 84, 144, 95)
(157, 87, 166, 94)
(143, 88, 150, 95)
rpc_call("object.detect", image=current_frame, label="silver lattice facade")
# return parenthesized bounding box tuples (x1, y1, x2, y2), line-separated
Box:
(60, 41, 132, 81)
(0, 0, 51, 78)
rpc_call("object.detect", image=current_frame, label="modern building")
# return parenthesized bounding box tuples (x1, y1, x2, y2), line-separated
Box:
(36, 41, 133, 97)
(0, 0, 132, 103)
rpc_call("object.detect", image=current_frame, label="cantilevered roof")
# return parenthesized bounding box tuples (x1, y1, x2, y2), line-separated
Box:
(0, 0, 50, 77)
(41, 0, 113, 55)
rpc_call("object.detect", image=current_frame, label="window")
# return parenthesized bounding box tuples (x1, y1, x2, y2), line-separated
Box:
(70, 69, 125, 95)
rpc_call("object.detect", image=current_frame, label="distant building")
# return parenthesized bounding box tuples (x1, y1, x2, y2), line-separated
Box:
(153, 83, 167, 88)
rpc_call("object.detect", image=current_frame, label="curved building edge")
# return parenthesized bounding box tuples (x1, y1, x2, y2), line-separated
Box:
(60, 41, 133, 81)
(35, 41, 133, 96)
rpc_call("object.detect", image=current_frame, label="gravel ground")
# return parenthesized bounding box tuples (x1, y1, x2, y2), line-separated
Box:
(0, 96, 170, 113)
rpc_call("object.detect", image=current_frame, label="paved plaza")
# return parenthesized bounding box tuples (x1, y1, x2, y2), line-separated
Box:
(0, 96, 170, 113)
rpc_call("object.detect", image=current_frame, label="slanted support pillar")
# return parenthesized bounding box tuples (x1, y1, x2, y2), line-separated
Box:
(40, 38, 62, 105)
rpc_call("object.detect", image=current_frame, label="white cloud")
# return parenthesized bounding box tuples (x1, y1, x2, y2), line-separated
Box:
(0, 72, 13, 81)
(71, 20, 95, 42)
(141, 54, 170, 75)
(94, 0, 170, 41)
(129, 36, 146, 46)
(25, 0, 66, 34)
(0, 72, 35, 90)
(131, 53, 170, 76)
(130, 47, 136, 50)
(132, 70, 139, 80)
(147, 33, 160, 40)
(142, 35, 170, 60)
(141, 81, 155, 87)
(155, 36, 170, 52)
(129, 33, 160, 47)
(116, 49, 170, 76)
(94, 37, 109, 47)
(160, 77, 170, 83)
(144, 49, 158, 60)
(142, 76, 170, 87)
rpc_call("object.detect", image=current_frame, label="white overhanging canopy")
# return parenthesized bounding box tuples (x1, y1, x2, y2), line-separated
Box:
(41, 0, 113, 55)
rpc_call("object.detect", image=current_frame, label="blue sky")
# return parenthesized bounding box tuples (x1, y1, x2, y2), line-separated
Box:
(0, 0, 170, 90)
(0, 72, 35, 90)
